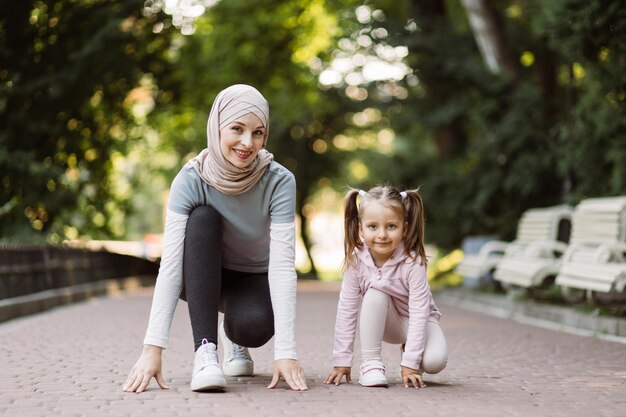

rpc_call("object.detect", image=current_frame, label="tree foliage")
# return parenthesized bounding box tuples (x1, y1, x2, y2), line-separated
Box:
(323, 0, 625, 248)
(0, 0, 177, 242)
(142, 0, 359, 272)
(1, 0, 624, 257)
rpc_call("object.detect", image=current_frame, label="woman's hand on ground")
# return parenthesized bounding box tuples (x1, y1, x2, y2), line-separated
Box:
(123, 344, 169, 393)
(323, 367, 351, 386)
(267, 359, 308, 391)
(401, 366, 426, 389)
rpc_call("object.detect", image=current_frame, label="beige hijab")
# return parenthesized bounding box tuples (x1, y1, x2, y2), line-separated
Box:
(189, 84, 273, 195)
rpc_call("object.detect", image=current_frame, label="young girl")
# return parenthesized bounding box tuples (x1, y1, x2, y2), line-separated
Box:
(324, 186, 447, 389)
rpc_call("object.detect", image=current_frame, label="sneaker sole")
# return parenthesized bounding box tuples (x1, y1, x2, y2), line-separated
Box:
(359, 381, 388, 387)
(191, 376, 227, 391)
(223, 362, 254, 377)
(359, 376, 388, 387)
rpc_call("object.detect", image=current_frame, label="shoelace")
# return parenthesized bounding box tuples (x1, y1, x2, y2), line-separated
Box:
(197, 338, 219, 369)
(228, 342, 250, 362)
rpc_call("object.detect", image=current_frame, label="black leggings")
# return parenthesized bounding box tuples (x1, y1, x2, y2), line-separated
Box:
(181, 205, 274, 351)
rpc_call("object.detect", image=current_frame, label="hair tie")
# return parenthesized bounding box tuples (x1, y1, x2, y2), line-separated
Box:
(400, 191, 407, 200)
(358, 190, 367, 198)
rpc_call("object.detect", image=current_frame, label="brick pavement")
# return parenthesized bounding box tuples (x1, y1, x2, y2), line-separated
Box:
(1, 281, 624, 417)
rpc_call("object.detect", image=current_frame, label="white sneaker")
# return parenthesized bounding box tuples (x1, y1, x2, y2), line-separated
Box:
(359, 359, 388, 387)
(220, 322, 254, 377)
(191, 339, 226, 391)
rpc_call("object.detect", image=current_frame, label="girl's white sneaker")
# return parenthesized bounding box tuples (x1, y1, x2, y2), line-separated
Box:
(359, 359, 388, 387)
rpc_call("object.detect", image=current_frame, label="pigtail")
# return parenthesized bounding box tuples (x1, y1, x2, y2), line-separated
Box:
(403, 188, 427, 265)
(343, 189, 362, 269)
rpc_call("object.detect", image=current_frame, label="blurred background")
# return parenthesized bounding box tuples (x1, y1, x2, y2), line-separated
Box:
(1, 0, 624, 283)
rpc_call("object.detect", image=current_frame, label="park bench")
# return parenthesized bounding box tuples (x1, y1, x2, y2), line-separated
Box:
(455, 238, 508, 288)
(492, 205, 573, 291)
(555, 196, 626, 300)
(457, 205, 572, 289)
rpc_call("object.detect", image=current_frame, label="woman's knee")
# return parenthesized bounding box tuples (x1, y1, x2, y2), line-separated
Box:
(184, 205, 222, 263)
(224, 308, 274, 348)
(187, 205, 221, 231)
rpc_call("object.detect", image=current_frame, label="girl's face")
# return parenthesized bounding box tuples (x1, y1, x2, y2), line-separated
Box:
(360, 201, 405, 267)
(219, 112, 266, 168)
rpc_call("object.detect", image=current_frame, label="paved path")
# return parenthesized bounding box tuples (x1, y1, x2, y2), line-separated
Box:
(1, 281, 624, 417)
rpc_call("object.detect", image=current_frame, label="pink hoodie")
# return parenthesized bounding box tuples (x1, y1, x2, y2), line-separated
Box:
(332, 244, 441, 370)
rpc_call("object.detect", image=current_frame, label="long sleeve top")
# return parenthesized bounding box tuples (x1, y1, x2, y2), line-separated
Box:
(143, 161, 298, 360)
(333, 244, 441, 370)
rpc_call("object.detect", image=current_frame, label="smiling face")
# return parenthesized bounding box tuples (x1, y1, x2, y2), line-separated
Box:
(360, 201, 406, 267)
(219, 112, 266, 168)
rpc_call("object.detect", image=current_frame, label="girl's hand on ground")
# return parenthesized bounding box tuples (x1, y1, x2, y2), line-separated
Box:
(268, 359, 308, 391)
(401, 366, 426, 389)
(324, 367, 351, 385)
(123, 344, 169, 393)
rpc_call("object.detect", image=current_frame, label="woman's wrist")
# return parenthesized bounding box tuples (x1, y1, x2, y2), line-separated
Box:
(142, 344, 163, 355)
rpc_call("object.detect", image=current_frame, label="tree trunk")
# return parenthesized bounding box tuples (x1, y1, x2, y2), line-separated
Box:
(410, 0, 469, 159)
(296, 189, 319, 279)
(460, 0, 518, 81)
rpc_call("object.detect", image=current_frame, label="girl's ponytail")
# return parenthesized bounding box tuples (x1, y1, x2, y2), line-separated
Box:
(343, 189, 362, 269)
(404, 188, 427, 265)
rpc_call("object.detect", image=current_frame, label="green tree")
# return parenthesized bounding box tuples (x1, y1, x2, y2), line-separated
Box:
(144, 0, 359, 275)
(320, 0, 625, 249)
(536, 0, 626, 200)
(0, 0, 177, 243)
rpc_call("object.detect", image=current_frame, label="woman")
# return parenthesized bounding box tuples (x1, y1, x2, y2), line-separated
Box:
(123, 84, 307, 393)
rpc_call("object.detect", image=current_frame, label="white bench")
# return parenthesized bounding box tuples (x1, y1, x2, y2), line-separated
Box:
(455, 239, 508, 286)
(493, 205, 573, 289)
(555, 197, 626, 296)
(457, 205, 571, 288)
